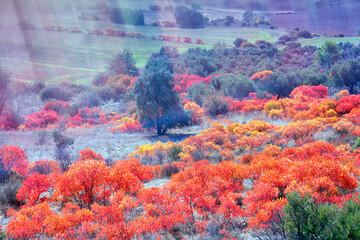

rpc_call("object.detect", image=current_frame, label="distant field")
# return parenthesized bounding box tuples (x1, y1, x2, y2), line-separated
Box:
(0, 20, 285, 84)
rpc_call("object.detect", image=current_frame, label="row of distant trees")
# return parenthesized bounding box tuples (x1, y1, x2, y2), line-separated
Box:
(110, 5, 205, 29)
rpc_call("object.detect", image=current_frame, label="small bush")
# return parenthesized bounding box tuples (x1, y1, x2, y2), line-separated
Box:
(40, 86, 72, 102)
(226, 15, 235, 22)
(30, 159, 60, 175)
(297, 30, 313, 38)
(0, 109, 22, 130)
(187, 82, 215, 106)
(167, 145, 183, 162)
(30, 82, 45, 94)
(183, 37, 192, 43)
(92, 73, 109, 87)
(223, 20, 231, 26)
(354, 137, 360, 150)
(0, 181, 23, 211)
(43, 101, 70, 114)
(68, 92, 102, 116)
(53, 130, 74, 171)
(150, 5, 161, 11)
(34, 129, 48, 145)
(161, 164, 180, 178)
(151, 20, 161, 26)
(233, 38, 247, 47)
(203, 95, 229, 117)
(97, 85, 126, 102)
(18, 20, 36, 30)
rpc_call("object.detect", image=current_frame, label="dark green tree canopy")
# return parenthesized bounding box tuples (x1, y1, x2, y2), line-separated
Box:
(134, 56, 189, 135)
(174, 5, 204, 29)
(332, 58, 360, 94)
(315, 40, 341, 68)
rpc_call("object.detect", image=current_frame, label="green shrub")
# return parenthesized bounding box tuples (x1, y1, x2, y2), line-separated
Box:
(97, 85, 126, 102)
(40, 86, 72, 102)
(92, 73, 109, 86)
(167, 145, 183, 162)
(219, 74, 255, 99)
(0, 181, 23, 211)
(160, 164, 180, 178)
(187, 82, 215, 106)
(53, 130, 74, 171)
(353, 137, 360, 150)
(203, 95, 229, 117)
(68, 92, 102, 116)
(274, 192, 360, 240)
(297, 30, 313, 39)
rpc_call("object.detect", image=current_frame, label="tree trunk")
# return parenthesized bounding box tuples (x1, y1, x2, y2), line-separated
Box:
(156, 117, 162, 135)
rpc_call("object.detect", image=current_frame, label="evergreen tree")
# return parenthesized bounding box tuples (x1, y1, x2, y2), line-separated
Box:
(134, 56, 189, 135)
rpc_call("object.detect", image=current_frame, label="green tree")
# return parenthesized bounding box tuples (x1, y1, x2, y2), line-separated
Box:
(134, 56, 189, 135)
(107, 49, 139, 76)
(315, 40, 341, 68)
(187, 82, 215, 106)
(332, 58, 360, 94)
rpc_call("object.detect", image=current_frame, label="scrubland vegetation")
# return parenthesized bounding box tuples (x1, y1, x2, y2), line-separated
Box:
(1, 1, 360, 239)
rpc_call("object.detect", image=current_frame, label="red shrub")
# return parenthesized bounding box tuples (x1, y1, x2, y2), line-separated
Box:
(290, 85, 329, 99)
(43, 101, 70, 114)
(24, 110, 62, 129)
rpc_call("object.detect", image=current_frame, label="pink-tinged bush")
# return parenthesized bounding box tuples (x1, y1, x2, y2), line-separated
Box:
(105, 29, 126, 37)
(290, 85, 329, 99)
(183, 37, 192, 43)
(161, 21, 177, 27)
(43, 101, 70, 114)
(173, 74, 224, 93)
(0, 111, 21, 130)
(24, 110, 62, 130)
(87, 29, 104, 35)
(44, 25, 56, 31)
(158, 35, 175, 41)
(196, 39, 204, 44)
(229, 93, 274, 113)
